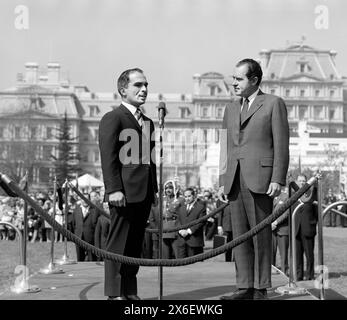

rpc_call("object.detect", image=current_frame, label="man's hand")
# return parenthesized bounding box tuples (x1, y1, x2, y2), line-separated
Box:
(218, 186, 226, 201)
(218, 226, 224, 236)
(178, 229, 188, 237)
(266, 182, 281, 198)
(109, 191, 126, 207)
(271, 221, 278, 231)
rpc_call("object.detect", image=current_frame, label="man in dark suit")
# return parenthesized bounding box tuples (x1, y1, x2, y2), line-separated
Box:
(94, 213, 110, 261)
(99, 68, 158, 300)
(272, 187, 290, 276)
(176, 188, 206, 258)
(219, 59, 289, 300)
(72, 194, 100, 262)
(294, 174, 318, 281)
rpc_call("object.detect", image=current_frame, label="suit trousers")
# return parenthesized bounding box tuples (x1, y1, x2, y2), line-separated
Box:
(295, 230, 315, 280)
(228, 165, 273, 289)
(104, 196, 152, 296)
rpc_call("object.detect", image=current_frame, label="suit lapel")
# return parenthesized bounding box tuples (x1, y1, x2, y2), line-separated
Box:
(240, 90, 265, 126)
(119, 104, 143, 133)
(232, 100, 241, 145)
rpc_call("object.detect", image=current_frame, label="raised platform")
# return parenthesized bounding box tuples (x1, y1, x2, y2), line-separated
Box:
(1, 260, 337, 300)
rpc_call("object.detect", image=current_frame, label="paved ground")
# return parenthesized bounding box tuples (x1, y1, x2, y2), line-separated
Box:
(0, 259, 325, 301)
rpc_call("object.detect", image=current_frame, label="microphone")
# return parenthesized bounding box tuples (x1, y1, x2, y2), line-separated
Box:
(158, 102, 166, 129)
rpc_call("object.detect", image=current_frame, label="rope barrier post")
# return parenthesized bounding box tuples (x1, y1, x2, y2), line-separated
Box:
(158, 123, 164, 300)
(55, 179, 76, 265)
(317, 175, 325, 300)
(10, 171, 41, 294)
(39, 176, 64, 274)
(275, 181, 306, 296)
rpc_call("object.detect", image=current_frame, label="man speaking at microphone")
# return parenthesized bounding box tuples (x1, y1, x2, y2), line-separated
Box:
(99, 68, 158, 300)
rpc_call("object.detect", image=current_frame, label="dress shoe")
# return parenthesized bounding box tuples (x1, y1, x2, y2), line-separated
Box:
(125, 295, 141, 300)
(220, 288, 254, 300)
(253, 289, 268, 300)
(108, 296, 127, 300)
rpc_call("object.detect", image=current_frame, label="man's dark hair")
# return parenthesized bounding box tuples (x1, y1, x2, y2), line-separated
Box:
(184, 187, 195, 196)
(117, 68, 144, 96)
(236, 58, 263, 86)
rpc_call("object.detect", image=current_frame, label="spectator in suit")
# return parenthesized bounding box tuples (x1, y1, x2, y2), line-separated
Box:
(294, 175, 318, 281)
(272, 187, 289, 276)
(203, 190, 218, 241)
(336, 192, 347, 227)
(323, 188, 337, 227)
(217, 195, 233, 262)
(161, 181, 184, 259)
(72, 193, 100, 262)
(94, 213, 111, 261)
(176, 188, 206, 258)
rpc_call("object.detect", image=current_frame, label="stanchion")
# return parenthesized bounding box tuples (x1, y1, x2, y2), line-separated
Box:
(317, 175, 325, 300)
(39, 176, 64, 275)
(158, 119, 164, 300)
(55, 179, 76, 265)
(11, 171, 41, 293)
(275, 180, 306, 295)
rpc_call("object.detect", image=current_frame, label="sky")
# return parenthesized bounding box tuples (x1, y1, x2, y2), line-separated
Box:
(0, 0, 346, 94)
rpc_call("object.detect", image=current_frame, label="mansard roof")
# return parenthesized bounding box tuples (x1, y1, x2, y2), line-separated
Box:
(262, 44, 342, 82)
(0, 85, 82, 118)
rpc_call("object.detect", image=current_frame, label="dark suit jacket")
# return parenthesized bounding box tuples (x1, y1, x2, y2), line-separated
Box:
(94, 214, 110, 250)
(219, 90, 289, 194)
(99, 104, 158, 203)
(72, 206, 100, 244)
(294, 187, 318, 237)
(273, 192, 289, 236)
(176, 201, 206, 248)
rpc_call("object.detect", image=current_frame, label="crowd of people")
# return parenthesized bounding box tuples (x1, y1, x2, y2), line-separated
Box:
(1, 177, 346, 282)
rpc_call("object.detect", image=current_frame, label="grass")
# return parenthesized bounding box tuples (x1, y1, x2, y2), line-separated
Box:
(0, 227, 346, 299)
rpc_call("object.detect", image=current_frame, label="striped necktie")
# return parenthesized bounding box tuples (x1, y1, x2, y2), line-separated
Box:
(134, 108, 144, 128)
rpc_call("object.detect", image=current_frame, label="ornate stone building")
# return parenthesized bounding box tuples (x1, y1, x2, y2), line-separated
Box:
(1, 42, 346, 191)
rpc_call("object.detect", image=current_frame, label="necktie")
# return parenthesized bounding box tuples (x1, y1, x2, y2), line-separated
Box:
(134, 108, 143, 128)
(186, 204, 190, 212)
(240, 97, 249, 124)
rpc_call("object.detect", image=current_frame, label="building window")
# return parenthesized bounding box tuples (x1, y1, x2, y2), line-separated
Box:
(330, 90, 335, 98)
(298, 105, 308, 120)
(329, 108, 336, 120)
(215, 129, 220, 143)
(315, 89, 320, 97)
(201, 106, 209, 118)
(30, 127, 37, 140)
(94, 150, 100, 162)
(286, 105, 295, 119)
(300, 63, 305, 73)
(15, 127, 21, 139)
(313, 105, 324, 119)
(0, 127, 4, 139)
(210, 86, 216, 96)
(216, 107, 224, 118)
(270, 73, 275, 79)
(94, 129, 99, 141)
(46, 127, 54, 139)
(300, 90, 305, 97)
(285, 89, 290, 97)
(39, 167, 50, 183)
(89, 105, 100, 117)
(42, 146, 52, 161)
(270, 89, 276, 95)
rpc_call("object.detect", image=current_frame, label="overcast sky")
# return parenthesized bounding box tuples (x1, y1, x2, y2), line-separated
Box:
(0, 0, 346, 94)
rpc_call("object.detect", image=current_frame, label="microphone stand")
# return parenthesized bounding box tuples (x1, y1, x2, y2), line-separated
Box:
(158, 117, 164, 300)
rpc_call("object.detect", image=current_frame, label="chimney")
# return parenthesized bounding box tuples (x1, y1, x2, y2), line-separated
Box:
(47, 62, 60, 84)
(25, 62, 39, 84)
(193, 73, 201, 95)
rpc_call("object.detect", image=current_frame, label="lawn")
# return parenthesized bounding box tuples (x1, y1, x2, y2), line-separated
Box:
(0, 227, 346, 299)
